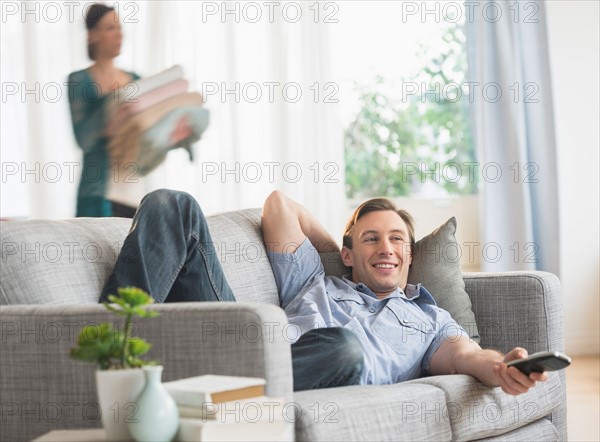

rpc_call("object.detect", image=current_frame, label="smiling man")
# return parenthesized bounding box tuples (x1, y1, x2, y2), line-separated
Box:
(101, 188, 548, 394)
(262, 191, 548, 394)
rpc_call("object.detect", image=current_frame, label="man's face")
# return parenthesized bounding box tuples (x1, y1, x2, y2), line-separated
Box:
(341, 210, 412, 299)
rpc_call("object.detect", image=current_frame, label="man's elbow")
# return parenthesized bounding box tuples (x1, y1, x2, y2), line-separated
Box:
(263, 190, 288, 217)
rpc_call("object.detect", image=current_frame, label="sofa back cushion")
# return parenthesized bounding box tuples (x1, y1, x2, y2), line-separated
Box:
(206, 209, 279, 304)
(0, 209, 279, 305)
(1, 218, 131, 304)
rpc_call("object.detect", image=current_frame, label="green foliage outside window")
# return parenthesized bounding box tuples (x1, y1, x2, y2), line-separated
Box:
(344, 24, 476, 199)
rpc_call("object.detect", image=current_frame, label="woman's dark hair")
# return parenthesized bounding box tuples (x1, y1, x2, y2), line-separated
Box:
(86, 3, 115, 60)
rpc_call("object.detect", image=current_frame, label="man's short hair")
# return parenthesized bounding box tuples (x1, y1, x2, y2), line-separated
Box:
(343, 198, 415, 252)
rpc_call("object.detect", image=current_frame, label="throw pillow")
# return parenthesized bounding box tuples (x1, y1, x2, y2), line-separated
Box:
(407, 217, 480, 343)
(319, 216, 480, 343)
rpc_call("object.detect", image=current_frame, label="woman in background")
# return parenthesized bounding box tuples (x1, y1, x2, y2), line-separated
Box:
(68, 3, 140, 217)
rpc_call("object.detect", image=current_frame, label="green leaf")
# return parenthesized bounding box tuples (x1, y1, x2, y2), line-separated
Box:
(128, 338, 152, 357)
(118, 287, 155, 308)
(71, 287, 158, 369)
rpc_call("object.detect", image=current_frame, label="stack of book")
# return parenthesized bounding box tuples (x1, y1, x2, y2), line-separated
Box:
(163, 375, 287, 442)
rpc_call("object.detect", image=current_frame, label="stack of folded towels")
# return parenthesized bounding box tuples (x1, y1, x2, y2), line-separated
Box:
(105, 65, 208, 176)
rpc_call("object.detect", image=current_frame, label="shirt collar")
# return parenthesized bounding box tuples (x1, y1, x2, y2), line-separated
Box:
(341, 276, 423, 301)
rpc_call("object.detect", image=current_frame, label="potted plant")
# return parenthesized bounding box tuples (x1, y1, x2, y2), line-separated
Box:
(70, 287, 159, 441)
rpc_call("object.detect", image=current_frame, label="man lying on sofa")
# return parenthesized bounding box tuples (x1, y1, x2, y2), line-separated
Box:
(100, 189, 548, 394)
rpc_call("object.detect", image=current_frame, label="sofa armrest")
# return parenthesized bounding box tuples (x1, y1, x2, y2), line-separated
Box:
(463, 271, 564, 353)
(463, 271, 567, 440)
(0, 302, 293, 442)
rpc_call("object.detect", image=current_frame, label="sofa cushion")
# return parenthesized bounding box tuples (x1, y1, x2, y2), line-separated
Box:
(479, 418, 558, 441)
(293, 383, 452, 441)
(206, 209, 279, 304)
(1, 218, 131, 304)
(320, 217, 480, 343)
(406, 372, 562, 440)
(0, 208, 279, 305)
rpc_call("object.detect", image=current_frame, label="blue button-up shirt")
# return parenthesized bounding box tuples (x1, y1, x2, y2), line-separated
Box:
(268, 238, 468, 385)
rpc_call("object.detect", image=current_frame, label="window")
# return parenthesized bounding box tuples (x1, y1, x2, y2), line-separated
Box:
(330, 2, 476, 199)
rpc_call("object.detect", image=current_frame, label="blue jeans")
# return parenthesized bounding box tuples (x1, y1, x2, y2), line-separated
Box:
(100, 189, 363, 391)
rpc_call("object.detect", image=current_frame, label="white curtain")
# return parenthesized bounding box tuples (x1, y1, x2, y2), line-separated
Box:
(466, 0, 560, 274)
(1, 1, 345, 236)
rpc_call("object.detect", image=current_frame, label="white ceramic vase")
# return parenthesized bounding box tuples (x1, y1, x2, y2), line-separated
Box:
(96, 369, 145, 441)
(128, 365, 179, 442)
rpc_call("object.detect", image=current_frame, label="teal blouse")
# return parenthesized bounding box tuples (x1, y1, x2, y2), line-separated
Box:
(67, 69, 140, 217)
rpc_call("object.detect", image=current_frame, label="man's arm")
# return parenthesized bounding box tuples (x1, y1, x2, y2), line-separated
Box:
(262, 190, 339, 254)
(429, 336, 549, 396)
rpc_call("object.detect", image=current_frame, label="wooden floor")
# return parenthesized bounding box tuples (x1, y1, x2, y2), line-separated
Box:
(566, 355, 600, 441)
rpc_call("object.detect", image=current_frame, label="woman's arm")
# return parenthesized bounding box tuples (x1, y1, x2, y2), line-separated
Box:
(67, 71, 106, 153)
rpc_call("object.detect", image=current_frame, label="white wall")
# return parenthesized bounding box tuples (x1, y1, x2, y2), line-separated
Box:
(546, 1, 600, 356)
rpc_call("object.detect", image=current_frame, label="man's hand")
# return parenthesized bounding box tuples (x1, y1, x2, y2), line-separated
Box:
(494, 347, 549, 395)
(430, 337, 549, 396)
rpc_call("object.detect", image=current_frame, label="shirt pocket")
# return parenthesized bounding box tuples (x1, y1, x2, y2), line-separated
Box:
(329, 290, 366, 319)
(371, 304, 436, 357)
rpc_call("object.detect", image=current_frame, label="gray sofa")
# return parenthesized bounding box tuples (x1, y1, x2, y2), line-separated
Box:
(0, 209, 566, 441)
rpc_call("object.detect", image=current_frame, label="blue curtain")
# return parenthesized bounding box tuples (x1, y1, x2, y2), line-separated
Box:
(465, 1, 560, 275)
